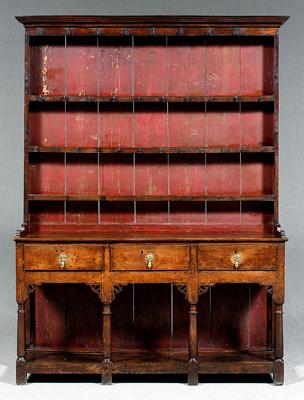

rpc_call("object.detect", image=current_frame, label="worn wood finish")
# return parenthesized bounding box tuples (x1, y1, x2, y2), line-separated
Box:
(16, 15, 288, 385)
(102, 304, 112, 384)
(188, 303, 199, 385)
(16, 302, 27, 384)
(28, 145, 276, 154)
(197, 243, 277, 271)
(111, 244, 190, 271)
(24, 244, 104, 270)
(25, 350, 275, 375)
(27, 94, 276, 102)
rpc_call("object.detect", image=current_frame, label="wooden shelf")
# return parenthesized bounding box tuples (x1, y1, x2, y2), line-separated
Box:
(27, 194, 275, 202)
(28, 146, 275, 154)
(26, 349, 274, 376)
(28, 95, 275, 103)
(27, 352, 103, 375)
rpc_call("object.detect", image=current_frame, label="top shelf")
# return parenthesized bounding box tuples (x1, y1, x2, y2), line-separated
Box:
(28, 95, 275, 103)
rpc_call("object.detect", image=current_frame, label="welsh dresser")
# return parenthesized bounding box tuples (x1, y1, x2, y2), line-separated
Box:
(15, 15, 288, 385)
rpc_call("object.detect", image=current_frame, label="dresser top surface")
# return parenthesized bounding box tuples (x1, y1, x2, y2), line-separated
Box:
(15, 231, 287, 243)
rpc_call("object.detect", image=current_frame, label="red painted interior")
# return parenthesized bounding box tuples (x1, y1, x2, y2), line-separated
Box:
(98, 37, 132, 96)
(134, 37, 167, 96)
(241, 103, 274, 146)
(66, 37, 98, 96)
(134, 104, 167, 147)
(206, 104, 240, 146)
(29, 154, 65, 194)
(169, 154, 205, 195)
(28, 36, 275, 234)
(100, 201, 134, 224)
(29, 35, 274, 352)
(207, 154, 241, 195)
(168, 104, 205, 147)
(35, 284, 102, 348)
(66, 201, 99, 224)
(34, 284, 267, 351)
(29, 36, 65, 96)
(100, 154, 134, 195)
(167, 37, 206, 96)
(135, 154, 168, 196)
(29, 103, 65, 147)
(206, 38, 240, 96)
(66, 154, 98, 195)
(241, 37, 274, 96)
(66, 103, 98, 147)
(99, 103, 133, 147)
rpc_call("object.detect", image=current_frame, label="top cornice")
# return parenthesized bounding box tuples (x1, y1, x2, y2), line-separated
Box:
(16, 15, 289, 28)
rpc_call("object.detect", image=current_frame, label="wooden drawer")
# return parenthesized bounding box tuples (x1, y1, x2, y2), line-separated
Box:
(198, 244, 277, 271)
(111, 244, 190, 271)
(24, 244, 104, 271)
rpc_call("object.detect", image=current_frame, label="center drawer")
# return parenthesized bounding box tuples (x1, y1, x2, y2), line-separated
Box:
(198, 243, 277, 271)
(24, 244, 104, 271)
(111, 244, 190, 271)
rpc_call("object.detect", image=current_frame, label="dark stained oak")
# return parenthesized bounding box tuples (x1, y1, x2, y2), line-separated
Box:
(27, 94, 275, 103)
(27, 194, 276, 202)
(28, 145, 276, 154)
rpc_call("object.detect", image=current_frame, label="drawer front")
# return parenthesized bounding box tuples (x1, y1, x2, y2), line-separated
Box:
(198, 244, 277, 271)
(111, 244, 190, 271)
(24, 244, 104, 271)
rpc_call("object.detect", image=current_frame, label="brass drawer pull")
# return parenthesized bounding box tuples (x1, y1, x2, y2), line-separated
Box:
(59, 253, 68, 269)
(232, 251, 241, 269)
(145, 253, 154, 270)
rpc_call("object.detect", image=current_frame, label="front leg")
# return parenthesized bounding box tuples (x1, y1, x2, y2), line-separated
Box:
(16, 302, 27, 385)
(102, 304, 112, 384)
(188, 303, 199, 385)
(273, 302, 284, 385)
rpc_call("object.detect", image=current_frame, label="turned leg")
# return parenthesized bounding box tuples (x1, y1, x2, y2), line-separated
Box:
(102, 303, 112, 384)
(188, 303, 199, 385)
(273, 302, 284, 385)
(16, 301, 27, 385)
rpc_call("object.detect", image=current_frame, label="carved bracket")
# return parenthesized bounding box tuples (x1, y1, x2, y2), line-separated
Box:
(16, 223, 28, 238)
(112, 284, 128, 300)
(199, 284, 214, 296)
(26, 285, 36, 296)
(262, 285, 283, 305)
(26, 283, 42, 297)
(175, 284, 187, 300)
(275, 222, 286, 238)
(87, 284, 101, 298)
(265, 285, 273, 295)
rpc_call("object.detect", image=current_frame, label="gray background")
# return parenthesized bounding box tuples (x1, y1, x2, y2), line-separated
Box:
(0, 0, 303, 391)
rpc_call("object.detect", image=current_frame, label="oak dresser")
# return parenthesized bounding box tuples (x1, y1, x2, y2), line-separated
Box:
(15, 15, 288, 385)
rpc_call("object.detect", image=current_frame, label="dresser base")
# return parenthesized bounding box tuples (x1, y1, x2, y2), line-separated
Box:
(17, 350, 280, 385)
(15, 234, 286, 386)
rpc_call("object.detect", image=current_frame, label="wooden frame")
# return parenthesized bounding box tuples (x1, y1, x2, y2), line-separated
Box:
(15, 15, 288, 385)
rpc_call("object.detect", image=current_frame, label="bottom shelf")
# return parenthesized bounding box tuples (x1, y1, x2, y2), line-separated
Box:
(26, 349, 274, 375)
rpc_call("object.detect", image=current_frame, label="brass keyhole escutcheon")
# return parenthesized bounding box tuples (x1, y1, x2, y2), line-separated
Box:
(145, 253, 154, 270)
(59, 253, 67, 269)
(232, 251, 241, 269)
